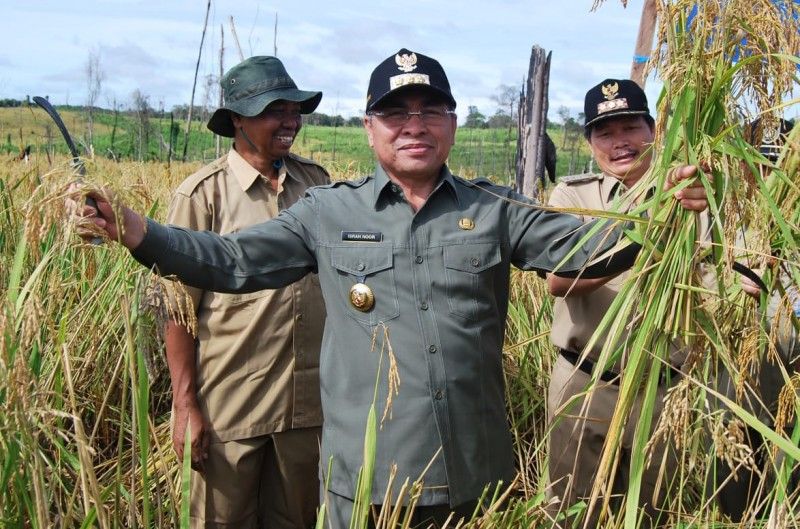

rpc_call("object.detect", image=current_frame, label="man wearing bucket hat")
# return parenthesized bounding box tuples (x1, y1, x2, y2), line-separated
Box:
(164, 55, 329, 529)
(74, 50, 709, 528)
(545, 79, 713, 527)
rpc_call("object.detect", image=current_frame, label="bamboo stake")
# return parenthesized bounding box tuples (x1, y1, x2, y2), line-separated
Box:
(229, 16, 245, 61)
(182, 0, 211, 162)
(216, 24, 224, 159)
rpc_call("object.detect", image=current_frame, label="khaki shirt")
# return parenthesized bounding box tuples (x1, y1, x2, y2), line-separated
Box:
(548, 172, 710, 368)
(548, 173, 629, 364)
(135, 164, 640, 507)
(166, 148, 329, 442)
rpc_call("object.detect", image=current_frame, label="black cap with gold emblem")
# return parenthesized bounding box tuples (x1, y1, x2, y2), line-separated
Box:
(583, 78, 652, 129)
(366, 48, 456, 112)
(747, 118, 795, 162)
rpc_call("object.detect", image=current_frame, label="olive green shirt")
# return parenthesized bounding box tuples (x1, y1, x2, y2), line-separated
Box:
(133, 164, 638, 507)
(167, 149, 329, 442)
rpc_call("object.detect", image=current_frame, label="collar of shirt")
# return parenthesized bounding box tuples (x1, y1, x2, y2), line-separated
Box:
(227, 147, 291, 192)
(371, 163, 463, 209)
(599, 172, 627, 204)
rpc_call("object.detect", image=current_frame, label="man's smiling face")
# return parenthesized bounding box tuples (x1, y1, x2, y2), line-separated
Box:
(587, 115, 655, 186)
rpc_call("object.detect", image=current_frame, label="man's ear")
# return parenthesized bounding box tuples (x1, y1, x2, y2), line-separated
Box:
(363, 116, 375, 148)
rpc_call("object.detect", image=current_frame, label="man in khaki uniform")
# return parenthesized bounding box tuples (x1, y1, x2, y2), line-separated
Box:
(546, 79, 686, 527)
(165, 56, 329, 528)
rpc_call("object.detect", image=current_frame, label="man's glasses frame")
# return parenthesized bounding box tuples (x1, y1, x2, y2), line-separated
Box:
(368, 106, 456, 126)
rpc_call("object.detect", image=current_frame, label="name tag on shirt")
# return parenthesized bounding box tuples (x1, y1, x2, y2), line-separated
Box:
(342, 231, 383, 242)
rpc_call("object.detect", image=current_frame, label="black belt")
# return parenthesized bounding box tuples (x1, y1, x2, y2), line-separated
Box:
(559, 349, 681, 385)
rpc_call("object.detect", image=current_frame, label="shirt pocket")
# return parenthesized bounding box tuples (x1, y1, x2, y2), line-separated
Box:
(443, 242, 502, 321)
(330, 244, 400, 326)
(205, 289, 272, 309)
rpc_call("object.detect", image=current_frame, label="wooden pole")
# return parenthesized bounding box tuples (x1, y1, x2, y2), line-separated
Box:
(515, 45, 551, 199)
(216, 24, 224, 158)
(273, 12, 278, 57)
(182, 0, 211, 162)
(230, 16, 245, 61)
(630, 0, 657, 88)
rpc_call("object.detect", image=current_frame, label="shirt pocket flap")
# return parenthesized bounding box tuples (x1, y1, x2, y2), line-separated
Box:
(444, 242, 501, 273)
(330, 245, 393, 276)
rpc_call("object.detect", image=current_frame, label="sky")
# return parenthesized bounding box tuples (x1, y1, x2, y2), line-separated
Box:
(4, 0, 662, 123)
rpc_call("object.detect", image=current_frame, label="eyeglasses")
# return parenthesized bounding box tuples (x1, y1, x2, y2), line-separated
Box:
(369, 106, 455, 126)
(261, 108, 303, 121)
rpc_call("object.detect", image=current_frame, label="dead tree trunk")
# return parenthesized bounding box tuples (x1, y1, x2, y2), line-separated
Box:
(516, 45, 551, 199)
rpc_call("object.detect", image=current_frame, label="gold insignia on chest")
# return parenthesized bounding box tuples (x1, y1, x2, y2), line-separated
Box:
(458, 218, 475, 230)
(349, 283, 375, 312)
(395, 52, 418, 73)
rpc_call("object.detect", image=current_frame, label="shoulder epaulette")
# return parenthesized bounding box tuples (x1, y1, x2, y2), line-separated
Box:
(317, 175, 371, 189)
(287, 152, 324, 167)
(456, 175, 497, 188)
(175, 156, 227, 195)
(559, 172, 601, 185)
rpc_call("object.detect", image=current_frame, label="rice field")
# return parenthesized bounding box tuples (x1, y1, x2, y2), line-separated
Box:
(2, 1, 800, 527)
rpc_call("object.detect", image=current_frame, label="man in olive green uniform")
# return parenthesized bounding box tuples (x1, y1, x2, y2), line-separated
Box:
(165, 56, 329, 529)
(75, 52, 709, 529)
(546, 79, 690, 527)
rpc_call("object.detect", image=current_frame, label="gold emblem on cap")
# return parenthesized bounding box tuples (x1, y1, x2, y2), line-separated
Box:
(395, 52, 418, 73)
(349, 283, 375, 312)
(458, 218, 475, 230)
(763, 125, 780, 144)
(601, 81, 619, 100)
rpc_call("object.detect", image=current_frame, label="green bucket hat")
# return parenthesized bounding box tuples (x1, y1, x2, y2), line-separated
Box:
(207, 56, 322, 137)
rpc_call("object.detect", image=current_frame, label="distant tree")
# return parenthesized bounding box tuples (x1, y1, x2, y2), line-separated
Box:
(131, 89, 152, 161)
(492, 84, 518, 122)
(464, 106, 487, 128)
(85, 49, 105, 151)
(486, 110, 514, 129)
(557, 105, 571, 148)
(346, 116, 362, 127)
(305, 112, 345, 127)
(0, 99, 24, 107)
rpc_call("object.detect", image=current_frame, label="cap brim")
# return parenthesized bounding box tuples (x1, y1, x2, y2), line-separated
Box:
(584, 109, 651, 129)
(367, 84, 456, 112)
(207, 89, 322, 137)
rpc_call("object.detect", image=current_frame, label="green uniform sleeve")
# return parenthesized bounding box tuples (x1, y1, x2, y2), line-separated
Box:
(132, 192, 319, 293)
(504, 189, 639, 278)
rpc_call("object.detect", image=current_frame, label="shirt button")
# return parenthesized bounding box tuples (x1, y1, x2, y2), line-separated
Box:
(356, 262, 366, 271)
(471, 257, 480, 267)
(434, 390, 443, 400)
(428, 345, 437, 353)
(420, 302, 428, 310)
(415, 255, 423, 264)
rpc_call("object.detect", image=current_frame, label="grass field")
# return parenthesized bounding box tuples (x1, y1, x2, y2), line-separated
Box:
(0, 106, 592, 185)
(3, 4, 799, 522)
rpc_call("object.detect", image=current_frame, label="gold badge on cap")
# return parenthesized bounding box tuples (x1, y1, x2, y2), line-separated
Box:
(349, 283, 375, 312)
(763, 125, 780, 144)
(458, 218, 475, 230)
(395, 52, 418, 73)
(601, 81, 619, 100)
